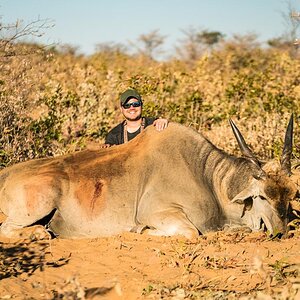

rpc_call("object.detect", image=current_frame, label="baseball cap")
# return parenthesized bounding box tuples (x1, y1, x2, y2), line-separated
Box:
(120, 89, 142, 106)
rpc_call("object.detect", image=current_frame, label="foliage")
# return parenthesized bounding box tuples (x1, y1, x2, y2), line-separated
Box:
(0, 38, 299, 167)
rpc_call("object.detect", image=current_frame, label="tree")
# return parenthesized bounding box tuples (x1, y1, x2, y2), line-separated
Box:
(0, 17, 54, 57)
(279, 0, 300, 51)
(95, 41, 127, 55)
(129, 29, 166, 60)
(175, 27, 225, 62)
(267, 37, 291, 50)
(291, 10, 300, 48)
(196, 30, 225, 47)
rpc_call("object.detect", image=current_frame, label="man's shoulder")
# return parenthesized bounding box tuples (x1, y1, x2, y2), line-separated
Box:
(144, 117, 156, 126)
(105, 122, 124, 145)
(108, 122, 124, 134)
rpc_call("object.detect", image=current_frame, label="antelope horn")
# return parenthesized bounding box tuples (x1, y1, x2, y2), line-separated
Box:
(229, 119, 261, 168)
(280, 114, 293, 175)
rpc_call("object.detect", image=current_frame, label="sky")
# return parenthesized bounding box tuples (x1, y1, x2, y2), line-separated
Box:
(1, 0, 300, 58)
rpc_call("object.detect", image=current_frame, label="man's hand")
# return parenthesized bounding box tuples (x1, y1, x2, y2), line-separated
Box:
(86, 143, 112, 150)
(101, 143, 112, 148)
(153, 118, 168, 131)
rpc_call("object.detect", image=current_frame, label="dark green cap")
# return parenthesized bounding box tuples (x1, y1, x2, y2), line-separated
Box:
(120, 89, 142, 105)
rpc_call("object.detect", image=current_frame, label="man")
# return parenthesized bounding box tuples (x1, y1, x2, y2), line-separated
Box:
(104, 89, 168, 146)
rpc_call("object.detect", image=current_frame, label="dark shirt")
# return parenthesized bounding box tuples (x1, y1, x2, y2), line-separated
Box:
(105, 117, 156, 145)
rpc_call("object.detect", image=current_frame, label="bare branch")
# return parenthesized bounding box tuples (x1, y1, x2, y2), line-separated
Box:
(0, 17, 55, 57)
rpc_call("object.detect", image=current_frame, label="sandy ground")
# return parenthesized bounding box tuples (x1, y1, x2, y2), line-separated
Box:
(0, 211, 300, 300)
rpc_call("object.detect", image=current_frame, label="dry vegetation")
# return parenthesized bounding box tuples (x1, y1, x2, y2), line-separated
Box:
(0, 37, 300, 166)
(1, 30, 300, 299)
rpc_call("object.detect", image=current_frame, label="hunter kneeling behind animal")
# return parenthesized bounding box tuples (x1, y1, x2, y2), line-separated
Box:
(102, 89, 168, 147)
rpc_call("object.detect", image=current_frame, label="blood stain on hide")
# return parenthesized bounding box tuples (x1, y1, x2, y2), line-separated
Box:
(90, 181, 103, 212)
(75, 179, 106, 216)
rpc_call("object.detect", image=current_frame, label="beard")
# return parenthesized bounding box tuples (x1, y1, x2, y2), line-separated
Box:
(125, 112, 142, 121)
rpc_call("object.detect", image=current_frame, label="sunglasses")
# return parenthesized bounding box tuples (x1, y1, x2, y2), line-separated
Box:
(122, 101, 142, 109)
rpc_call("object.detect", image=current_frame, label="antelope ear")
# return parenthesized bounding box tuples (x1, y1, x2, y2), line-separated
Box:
(231, 181, 259, 204)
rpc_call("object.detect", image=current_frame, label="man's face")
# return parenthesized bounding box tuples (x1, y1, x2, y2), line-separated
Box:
(121, 97, 142, 121)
